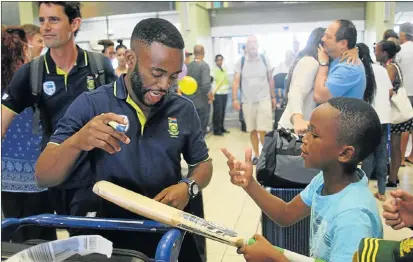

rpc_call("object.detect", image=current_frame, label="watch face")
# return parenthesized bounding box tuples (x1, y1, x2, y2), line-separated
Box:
(191, 183, 199, 196)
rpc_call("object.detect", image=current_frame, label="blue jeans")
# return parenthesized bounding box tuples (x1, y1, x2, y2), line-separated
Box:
(361, 124, 388, 195)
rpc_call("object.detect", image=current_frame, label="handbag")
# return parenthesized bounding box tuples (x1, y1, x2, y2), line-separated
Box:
(390, 63, 413, 124)
(256, 127, 319, 188)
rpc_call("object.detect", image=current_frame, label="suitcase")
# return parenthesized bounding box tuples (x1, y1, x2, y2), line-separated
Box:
(1, 214, 184, 262)
(262, 188, 310, 256)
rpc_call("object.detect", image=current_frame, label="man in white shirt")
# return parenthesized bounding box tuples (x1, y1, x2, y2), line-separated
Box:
(396, 23, 413, 165)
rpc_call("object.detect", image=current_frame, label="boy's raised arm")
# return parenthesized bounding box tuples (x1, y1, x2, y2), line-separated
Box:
(221, 148, 311, 227)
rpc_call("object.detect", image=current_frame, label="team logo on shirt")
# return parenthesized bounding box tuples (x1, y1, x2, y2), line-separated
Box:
(43, 81, 56, 96)
(168, 117, 179, 138)
(86, 75, 96, 90)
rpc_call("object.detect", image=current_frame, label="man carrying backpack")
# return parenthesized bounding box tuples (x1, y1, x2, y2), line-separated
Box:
(1, 2, 116, 218)
(232, 35, 275, 165)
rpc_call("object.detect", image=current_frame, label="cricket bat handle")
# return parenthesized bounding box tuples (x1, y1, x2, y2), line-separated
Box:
(245, 238, 326, 262)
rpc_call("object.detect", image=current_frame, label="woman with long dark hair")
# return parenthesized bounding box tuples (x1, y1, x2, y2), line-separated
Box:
(357, 43, 392, 201)
(340, 44, 377, 105)
(1, 27, 57, 242)
(356, 43, 377, 104)
(375, 40, 413, 188)
(278, 27, 326, 134)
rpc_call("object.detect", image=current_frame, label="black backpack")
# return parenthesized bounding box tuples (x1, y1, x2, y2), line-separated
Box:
(256, 128, 319, 188)
(30, 51, 107, 135)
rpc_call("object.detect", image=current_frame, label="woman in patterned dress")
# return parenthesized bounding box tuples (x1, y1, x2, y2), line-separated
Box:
(1, 26, 56, 242)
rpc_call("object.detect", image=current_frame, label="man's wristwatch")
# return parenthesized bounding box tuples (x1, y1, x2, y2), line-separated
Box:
(178, 178, 200, 199)
(319, 60, 329, 66)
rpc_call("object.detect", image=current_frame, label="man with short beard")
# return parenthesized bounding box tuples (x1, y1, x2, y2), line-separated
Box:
(35, 18, 212, 261)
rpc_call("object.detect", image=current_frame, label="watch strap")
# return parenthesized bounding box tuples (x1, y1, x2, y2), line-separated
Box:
(179, 178, 197, 199)
(319, 60, 329, 66)
(179, 178, 191, 185)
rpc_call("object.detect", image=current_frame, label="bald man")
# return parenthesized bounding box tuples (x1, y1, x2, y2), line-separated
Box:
(232, 36, 275, 164)
(185, 45, 213, 137)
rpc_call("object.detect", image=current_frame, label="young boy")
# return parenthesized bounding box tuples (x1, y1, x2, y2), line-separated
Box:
(222, 97, 384, 262)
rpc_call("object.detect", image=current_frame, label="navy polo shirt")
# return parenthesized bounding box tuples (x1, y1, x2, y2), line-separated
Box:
(1, 46, 117, 149)
(49, 75, 209, 216)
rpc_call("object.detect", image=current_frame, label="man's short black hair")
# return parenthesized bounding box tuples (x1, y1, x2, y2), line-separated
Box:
(335, 19, 357, 49)
(215, 54, 224, 61)
(130, 18, 184, 50)
(38, 1, 82, 37)
(328, 97, 381, 172)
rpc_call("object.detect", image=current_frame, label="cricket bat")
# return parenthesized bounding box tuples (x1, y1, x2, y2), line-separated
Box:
(93, 181, 325, 262)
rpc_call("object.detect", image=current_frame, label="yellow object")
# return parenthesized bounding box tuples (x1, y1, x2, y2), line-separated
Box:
(178, 76, 198, 95)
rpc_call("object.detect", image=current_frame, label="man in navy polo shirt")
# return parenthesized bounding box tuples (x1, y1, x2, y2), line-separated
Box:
(35, 18, 213, 261)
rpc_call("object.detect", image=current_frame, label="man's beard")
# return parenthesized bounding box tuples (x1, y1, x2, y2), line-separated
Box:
(130, 64, 168, 107)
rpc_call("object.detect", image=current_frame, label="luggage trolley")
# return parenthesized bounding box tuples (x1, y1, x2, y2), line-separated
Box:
(1, 214, 185, 262)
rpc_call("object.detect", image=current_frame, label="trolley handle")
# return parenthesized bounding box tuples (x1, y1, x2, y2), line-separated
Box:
(2, 215, 186, 262)
(2, 214, 172, 241)
(155, 229, 185, 261)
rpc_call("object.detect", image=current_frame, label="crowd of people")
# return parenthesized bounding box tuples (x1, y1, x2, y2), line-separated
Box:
(1, 1, 413, 262)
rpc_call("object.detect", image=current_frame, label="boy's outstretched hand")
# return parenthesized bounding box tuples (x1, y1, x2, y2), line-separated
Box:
(221, 148, 254, 189)
(238, 234, 289, 262)
(382, 189, 413, 230)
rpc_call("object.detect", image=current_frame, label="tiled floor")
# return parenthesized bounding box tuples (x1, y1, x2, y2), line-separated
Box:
(57, 127, 413, 261)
